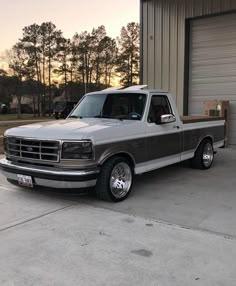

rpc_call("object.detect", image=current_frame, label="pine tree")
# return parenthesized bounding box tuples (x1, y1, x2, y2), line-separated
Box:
(116, 22, 140, 86)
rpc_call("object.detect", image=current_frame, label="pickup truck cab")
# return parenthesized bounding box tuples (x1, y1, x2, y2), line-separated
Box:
(0, 86, 225, 202)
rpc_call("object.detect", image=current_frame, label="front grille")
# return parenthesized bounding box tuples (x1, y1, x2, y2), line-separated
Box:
(6, 137, 60, 162)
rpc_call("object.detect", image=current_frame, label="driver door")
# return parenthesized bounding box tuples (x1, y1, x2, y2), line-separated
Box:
(146, 94, 182, 162)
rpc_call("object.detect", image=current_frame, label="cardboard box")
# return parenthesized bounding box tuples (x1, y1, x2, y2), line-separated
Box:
(204, 100, 229, 146)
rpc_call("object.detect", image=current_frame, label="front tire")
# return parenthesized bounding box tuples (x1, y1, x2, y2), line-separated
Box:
(191, 139, 214, 170)
(96, 157, 133, 202)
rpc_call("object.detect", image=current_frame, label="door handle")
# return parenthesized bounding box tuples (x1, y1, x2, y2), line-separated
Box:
(173, 125, 180, 129)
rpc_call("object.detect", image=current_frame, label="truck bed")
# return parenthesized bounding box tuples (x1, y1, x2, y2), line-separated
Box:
(180, 116, 224, 124)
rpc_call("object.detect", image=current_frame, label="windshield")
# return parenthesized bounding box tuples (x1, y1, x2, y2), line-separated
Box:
(69, 93, 147, 120)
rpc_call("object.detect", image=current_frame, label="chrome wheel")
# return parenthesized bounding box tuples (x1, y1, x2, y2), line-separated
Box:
(110, 162, 132, 199)
(202, 142, 214, 168)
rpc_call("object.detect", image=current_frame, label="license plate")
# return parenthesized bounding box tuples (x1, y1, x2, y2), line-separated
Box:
(17, 174, 33, 188)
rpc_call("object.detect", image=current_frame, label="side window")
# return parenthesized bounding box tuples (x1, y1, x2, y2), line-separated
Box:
(148, 95, 172, 123)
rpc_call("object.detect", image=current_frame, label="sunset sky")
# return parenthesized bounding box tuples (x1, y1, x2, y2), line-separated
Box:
(0, 0, 139, 53)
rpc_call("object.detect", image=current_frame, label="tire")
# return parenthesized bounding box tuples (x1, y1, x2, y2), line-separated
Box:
(191, 139, 214, 170)
(96, 156, 133, 202)
(7, 179, 19, 187)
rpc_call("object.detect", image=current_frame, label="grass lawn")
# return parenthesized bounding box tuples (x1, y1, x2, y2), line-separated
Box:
(0, 114, 51, 121)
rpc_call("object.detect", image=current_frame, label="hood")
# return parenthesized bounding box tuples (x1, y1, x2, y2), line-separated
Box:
(5, 118, 144, 144)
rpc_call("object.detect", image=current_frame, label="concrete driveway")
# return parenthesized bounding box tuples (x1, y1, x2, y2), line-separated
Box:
(0, 148, 236, 285)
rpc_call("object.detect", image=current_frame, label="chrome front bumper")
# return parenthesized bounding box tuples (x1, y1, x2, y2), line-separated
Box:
(0, 158, 99, 189)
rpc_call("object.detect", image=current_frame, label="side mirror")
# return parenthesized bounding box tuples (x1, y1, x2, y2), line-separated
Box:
(160, 114, 176, 124)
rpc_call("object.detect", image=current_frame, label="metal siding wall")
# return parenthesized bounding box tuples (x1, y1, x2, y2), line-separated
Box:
(176, 1, 185, 114)
(189, 13, 236, 144)
(169, 1, 178, 103)
(211, 0, 222, 13)
(154, 1, 163, 88)
(141, 0, 236, 114)
(162, 1, 170, 90)
(231, 0, 236, 9)
(142, 1, 148, 84)
(220, 0, 231, 10)
(185, 0, 194, 18)
(147, 0, 155, 87)
(192, 0, 204, 16)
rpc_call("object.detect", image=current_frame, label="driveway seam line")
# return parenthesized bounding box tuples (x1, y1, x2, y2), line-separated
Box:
(0, 202, 78, 233)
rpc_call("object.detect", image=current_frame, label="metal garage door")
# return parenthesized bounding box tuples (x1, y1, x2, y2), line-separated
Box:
(189, 13, 236, 145)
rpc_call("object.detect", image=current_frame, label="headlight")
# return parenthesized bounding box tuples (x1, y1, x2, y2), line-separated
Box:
(61, 141, 93, 159)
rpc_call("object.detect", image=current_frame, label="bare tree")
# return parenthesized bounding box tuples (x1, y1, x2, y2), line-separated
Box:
(54, 37, 71, 100)
(8, 43, 31, 117)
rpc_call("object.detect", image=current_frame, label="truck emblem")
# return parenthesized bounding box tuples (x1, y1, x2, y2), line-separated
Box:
(27, 147, 33, 152)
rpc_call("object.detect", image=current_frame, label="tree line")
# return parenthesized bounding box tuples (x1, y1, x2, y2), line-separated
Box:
(0, 22, 140, 116)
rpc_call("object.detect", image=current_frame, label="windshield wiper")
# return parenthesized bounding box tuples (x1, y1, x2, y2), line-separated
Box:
(68, 115, 83, 119)
(93, 115, 123, 121)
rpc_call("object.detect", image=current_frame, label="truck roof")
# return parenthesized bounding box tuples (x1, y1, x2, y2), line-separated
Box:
(86, 85, 169, 95)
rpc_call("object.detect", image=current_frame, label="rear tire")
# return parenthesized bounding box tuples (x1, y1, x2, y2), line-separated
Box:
(96, 157, 133, 202)
(191, 139, 214, 170)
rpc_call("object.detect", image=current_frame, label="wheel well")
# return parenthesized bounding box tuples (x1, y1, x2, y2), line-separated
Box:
(101, 153, 135, 169)
(202, 136, 213, 144)
(195, 136, 213, 152)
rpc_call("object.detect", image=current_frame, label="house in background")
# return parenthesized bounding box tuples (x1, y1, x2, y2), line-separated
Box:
(140, 0, 236, 144)
(11, 95, 34, 113)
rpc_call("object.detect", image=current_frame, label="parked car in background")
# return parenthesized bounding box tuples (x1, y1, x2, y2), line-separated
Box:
(0, 104, 8, 114)
(53, 101, 77, 119)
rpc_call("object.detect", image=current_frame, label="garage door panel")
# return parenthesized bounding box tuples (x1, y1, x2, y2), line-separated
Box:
(188, 101, 203, 115)
(192, 51, 236, 60)
(192, 57, 236, 67)
(228, 120, 236, 130)
(228, 138, 236, 145)
(192, 74, 236, 82)
(194, 22, 235, 32)
(192, 68, 236, 77)
(230, 113, 236, 120)
(191, 84, 236, 91)
(192, 50, 236, 61)
(193, 29, 236, 40)
(189, 14, 236, 144)
(193, 14, 236, 30)
(193, 29, 236, 39)
(192, 77, 236, 84)
(189, 96, 236, 101)
(228, 132, 236, 145)
(192, 50, 236, 63)
(191, 88, 236, 97)
(229, 103, 236, 116)
(193, 36, 236, 48)
(191, 91, 236, 98)
(192, 59, 236, 68)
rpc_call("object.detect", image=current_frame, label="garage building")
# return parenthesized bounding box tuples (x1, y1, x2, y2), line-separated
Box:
(140, 0, 236, 144)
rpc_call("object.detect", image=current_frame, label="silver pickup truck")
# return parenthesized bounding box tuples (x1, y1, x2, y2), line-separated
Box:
(0, 86, 225, 202)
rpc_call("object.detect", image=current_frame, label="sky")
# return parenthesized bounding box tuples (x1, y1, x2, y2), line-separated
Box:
(0, 0, 139, 53)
